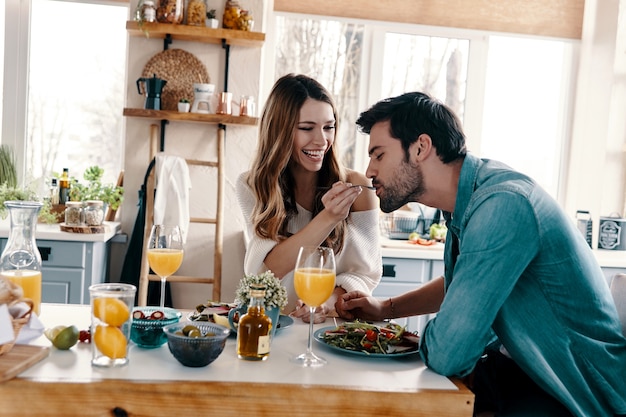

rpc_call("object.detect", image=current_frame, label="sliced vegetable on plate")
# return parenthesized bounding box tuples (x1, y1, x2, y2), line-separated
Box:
(315, 321, 419, 357)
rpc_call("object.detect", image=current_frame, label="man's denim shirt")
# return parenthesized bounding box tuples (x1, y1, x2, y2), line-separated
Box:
(420, 154, 626, 416)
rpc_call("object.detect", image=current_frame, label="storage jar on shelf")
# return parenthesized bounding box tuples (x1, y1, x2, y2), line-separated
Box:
(84, 200, 104, 226)
(156, 0, 183, 24)
(222, 0, 240, 29)
(186, 0, 206, 26)
(64, 201, 84, 226)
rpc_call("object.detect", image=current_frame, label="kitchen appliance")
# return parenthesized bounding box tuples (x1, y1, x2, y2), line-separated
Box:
(598, 214, 626, 251)
(190, 83, 215, 113)
(136, 74, 167, 110)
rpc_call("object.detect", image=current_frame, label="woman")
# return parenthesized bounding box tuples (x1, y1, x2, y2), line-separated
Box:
(236, 74, 381, 323)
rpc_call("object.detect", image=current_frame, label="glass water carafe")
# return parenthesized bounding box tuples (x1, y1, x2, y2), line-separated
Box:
(0, 201, 43, 315)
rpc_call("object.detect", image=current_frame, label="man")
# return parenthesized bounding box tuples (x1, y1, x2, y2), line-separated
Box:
(335, 92, 626, 417)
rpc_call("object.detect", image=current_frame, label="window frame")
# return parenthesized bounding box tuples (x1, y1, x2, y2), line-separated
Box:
(2, 0, 129, 184)
(271, 12, 579, 205)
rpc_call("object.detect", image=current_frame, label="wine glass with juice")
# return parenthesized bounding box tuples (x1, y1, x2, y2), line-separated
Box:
(146, 225, 184, 308)
(291, 246, 336, 367)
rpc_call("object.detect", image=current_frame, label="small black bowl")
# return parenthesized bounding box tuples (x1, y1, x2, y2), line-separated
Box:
(163, 321, 230, 367)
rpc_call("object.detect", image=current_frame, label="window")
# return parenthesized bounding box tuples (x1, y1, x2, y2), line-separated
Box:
(273, 14, 575, 201)
(1, 0, 128, 190)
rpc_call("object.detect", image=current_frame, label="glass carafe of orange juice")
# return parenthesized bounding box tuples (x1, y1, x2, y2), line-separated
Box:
(0, 201, 43, 315)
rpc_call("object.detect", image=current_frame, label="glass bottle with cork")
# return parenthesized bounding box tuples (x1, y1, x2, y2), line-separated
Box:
(236, 284, 272, 361)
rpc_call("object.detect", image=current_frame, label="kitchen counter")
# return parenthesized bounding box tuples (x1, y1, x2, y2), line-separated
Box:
(381, 237, 626, 268)
(0, 219, 120, 242)
(0, 221, 122, 304)
(0, 303, 474, 416)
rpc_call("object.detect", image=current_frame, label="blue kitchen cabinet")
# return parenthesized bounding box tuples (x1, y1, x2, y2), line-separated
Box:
(0, 238, 109, 304)
(373, 257, 442, 334)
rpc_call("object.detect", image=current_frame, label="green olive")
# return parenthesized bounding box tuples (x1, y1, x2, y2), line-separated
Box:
(187, 329, 201, 338)
(182, 324, 199, 336)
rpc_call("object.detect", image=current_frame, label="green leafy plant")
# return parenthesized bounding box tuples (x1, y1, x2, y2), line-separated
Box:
(179, 98, 190, 103)
(0, 145, 18, 188)
(69, 166, 124, 210)
(206, 9, 217, 19)
(0, 145, 58, 223)
(234, 271, 288, 310)
(0, 183, 59, 223)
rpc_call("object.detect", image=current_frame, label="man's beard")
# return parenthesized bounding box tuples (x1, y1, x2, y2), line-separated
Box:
(379, 158, 425, 213)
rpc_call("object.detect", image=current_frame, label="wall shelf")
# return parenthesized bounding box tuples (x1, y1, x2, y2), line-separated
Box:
(126, 21, 265, 47)
(123, 108, 258, 126)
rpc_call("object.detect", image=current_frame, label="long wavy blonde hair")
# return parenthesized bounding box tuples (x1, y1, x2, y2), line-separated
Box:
(247, 74, 347, 253)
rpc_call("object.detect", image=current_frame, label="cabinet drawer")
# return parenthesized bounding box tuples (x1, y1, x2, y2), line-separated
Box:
(37, 240, 86, 268)
(43, 268, 85, 304)
(381, 257, 429, 284)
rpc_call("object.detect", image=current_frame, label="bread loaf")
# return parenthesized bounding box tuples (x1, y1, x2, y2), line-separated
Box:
(0, 275, 23, 305)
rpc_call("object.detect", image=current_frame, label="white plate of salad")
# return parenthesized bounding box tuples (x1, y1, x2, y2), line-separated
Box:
(314, 321, 420, 358)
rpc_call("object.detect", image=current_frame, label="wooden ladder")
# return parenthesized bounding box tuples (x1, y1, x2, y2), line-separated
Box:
(137, 124, 224, 306)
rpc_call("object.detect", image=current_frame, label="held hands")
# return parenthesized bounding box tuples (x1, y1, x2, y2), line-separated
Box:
(290, 300, 332, 324)
(335, 291, 385, 321)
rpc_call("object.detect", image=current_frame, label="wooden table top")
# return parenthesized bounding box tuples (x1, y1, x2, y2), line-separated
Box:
(0, 303, 474, 416)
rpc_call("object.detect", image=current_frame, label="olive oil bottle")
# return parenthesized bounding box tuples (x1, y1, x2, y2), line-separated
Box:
(237, 284, 272, 361)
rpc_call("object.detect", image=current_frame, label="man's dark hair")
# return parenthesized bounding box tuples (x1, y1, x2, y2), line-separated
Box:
(356, 92, 467, 163)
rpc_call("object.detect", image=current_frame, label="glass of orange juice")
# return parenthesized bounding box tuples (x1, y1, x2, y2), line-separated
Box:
(89, 283, 136, 367)
(146, 225, 184, 309)
(291, 246, 336, 367)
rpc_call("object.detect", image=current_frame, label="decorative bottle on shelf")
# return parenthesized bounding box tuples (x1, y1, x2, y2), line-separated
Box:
(0, 201, 43, 316)
(58, 168, 70, 204)
(236, 284, 272, 361)
(49, 178, 59, 205)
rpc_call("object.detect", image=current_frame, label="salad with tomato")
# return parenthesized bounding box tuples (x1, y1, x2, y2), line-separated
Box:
(321, 321, 419, 355)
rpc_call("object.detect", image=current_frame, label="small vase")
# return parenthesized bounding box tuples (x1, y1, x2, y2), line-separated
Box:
(178, 102, 190, 112)
(206, 18, 218, 28)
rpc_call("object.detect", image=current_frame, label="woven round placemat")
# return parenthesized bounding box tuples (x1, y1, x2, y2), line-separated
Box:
(141, 48, 210, 111)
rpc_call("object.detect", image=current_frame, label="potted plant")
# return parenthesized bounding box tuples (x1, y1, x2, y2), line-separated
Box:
(0, 145, 59, 224)
(205, 9, 218, 28)
(233, 271, 288, 338)
(68, 166, 124, 211)
(178, 98, 190, 113)
(235, 270, 288, 310)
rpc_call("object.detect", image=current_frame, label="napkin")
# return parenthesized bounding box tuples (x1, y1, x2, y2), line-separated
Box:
(0, 301, 43, 346)
(0, 304, 14, 345)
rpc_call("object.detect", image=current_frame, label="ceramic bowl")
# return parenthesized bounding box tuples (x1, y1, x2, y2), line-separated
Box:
(130, 306, 182, 348)
(163, 321, 230, 367)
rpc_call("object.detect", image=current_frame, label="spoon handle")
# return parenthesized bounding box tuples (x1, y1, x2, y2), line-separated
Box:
(317, 185, 376, 191)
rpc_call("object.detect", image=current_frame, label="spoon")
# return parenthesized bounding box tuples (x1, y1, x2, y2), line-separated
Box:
(317, 185, 376, 191)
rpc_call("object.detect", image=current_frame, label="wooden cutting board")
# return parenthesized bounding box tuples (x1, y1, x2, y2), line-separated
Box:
(0, 345, 49, 382)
